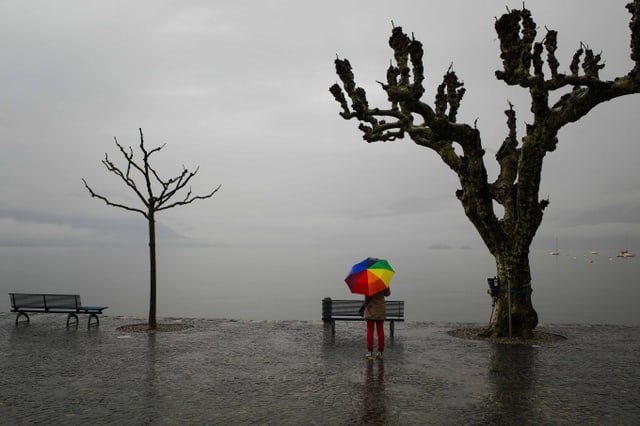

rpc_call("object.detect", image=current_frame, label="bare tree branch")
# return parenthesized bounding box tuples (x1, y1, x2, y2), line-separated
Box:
(82, 178, 148, 218)
(83, 128, 220, 217)
(101, 151, 148, 206)
(158, 183, 222, 212)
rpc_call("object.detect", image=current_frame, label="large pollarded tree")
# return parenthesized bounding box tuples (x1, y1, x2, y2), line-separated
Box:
(331, 2, 640, 337)
(83, 128, 220, 330)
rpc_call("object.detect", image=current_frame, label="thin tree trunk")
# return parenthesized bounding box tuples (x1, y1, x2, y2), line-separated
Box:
(148, 209, 157, 330)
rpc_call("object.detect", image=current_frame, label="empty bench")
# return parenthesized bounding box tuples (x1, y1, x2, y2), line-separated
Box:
(322, 297, 405, 336)
(9, 293, 108, 328)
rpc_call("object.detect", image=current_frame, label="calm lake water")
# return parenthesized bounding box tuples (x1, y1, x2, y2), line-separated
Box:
(1, 246, 638, 326)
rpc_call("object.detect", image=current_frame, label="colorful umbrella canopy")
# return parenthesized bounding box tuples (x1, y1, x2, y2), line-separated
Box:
(345, 257, 395, 296)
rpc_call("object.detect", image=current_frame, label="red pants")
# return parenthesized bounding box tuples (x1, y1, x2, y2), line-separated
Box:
(366, 320, 385, 352)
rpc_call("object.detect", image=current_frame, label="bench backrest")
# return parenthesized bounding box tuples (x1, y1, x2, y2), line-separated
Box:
(322, 298, 404, 319)
(10, 293, 81, 311)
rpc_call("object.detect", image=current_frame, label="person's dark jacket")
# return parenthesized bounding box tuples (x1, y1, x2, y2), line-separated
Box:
(363, 287, 390, 320)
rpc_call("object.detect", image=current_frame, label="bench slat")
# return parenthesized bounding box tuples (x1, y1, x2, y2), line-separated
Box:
(322, 298, 405, 335)
(323, 299, 404, 317)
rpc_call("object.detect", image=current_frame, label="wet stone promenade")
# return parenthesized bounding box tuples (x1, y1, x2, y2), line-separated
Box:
(1, 313, 639, 425)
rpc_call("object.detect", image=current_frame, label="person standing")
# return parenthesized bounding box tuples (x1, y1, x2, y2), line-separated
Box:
(363, 287, 391, 360)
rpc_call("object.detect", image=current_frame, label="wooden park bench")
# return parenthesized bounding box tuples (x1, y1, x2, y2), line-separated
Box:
(322, 297, 405, 336)
(9, 293, 108, 328)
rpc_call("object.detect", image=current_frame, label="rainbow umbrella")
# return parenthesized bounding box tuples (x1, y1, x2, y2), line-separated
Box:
(345, 257, 395, 296)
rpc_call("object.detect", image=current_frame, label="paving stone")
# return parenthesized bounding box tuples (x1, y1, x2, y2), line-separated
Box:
(1, 314, 638, 424)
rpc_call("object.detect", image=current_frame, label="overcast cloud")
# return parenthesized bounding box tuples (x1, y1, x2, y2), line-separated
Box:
(1, 0, 639, 253)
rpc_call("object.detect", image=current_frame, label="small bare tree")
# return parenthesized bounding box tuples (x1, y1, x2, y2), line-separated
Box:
(83, 128, 221, 330)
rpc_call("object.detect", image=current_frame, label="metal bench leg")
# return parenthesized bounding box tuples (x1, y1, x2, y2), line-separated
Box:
(88, 313, 100, 329)
(15, 312, 29, 325)
(390, 321, 395, 337)
(66, 313, 79, 328)
(331, 320, 336, 335)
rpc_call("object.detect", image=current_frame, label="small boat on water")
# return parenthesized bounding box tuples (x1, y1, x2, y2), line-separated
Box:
(616, 250, 636, 258)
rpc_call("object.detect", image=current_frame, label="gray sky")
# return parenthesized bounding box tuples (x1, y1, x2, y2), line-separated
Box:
(1, 0, 639, 253)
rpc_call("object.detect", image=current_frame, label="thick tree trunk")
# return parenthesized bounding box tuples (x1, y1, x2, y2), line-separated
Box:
(482, 251, 538, 338)
(148, 210, 157, 330)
